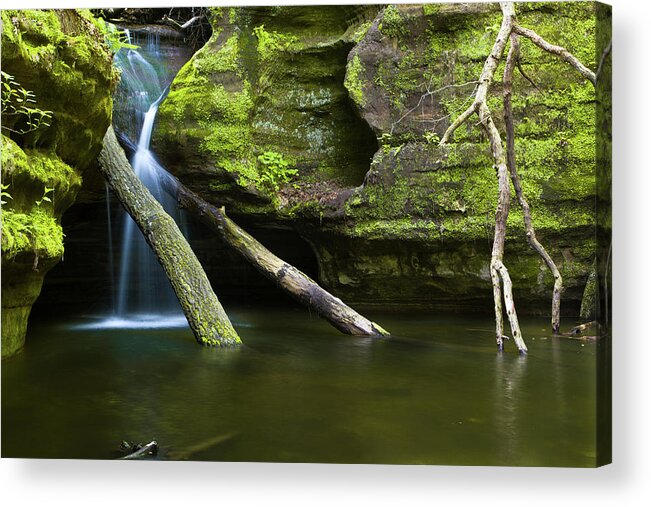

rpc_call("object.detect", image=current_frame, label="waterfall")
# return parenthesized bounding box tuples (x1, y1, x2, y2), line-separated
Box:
(101, 29, 188, 328)
(105, 183, 115, 313)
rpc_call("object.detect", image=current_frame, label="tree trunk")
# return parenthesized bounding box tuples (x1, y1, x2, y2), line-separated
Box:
(155, 169, 390, 337)
(98, 127, 241, 347)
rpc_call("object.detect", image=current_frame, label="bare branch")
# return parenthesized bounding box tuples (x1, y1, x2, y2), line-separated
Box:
(495, 260, 527, 353)
(516, 59, 542, 93)
(439, 103, 477, 144)
(390, 81, 479, 134)
(513, 24, 596, 86)
(503, 32, 563, 334)
(435, 3, 526, 351)
(440, 1, 516, 145)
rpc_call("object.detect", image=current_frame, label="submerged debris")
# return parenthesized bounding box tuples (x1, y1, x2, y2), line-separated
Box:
(118, 440, 159, 460)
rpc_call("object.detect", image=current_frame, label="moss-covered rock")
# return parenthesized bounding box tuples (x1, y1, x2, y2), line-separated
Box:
(153, 4, 604, 315)
(1, 10, 115, 358)
(153, 6, 380, 212)
(322, 2, 598, 312)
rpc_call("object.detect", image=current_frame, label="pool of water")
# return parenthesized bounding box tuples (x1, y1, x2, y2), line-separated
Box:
(1, 307, 597, 466)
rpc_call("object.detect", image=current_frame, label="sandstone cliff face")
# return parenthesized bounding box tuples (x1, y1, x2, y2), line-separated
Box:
(1, 10, 115, 357)
(152, 3, 601, 313)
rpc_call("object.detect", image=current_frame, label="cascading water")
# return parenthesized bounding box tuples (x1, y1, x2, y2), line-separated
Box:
(99, 28, 191, 328)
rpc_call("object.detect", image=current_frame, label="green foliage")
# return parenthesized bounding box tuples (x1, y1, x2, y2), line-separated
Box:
(257, 151, 297, 192)
(1, 71, 53, 136)
(2, 135, 82, 192)
(379, 5, 409, 39)
(344, 54, 366, 107)
(1, 183, 13, 205)
(34, 186, 54, 207)
(1, 10, 116, 169)
(253, 25, 298, 62)
(1, 208, 64, 260)
(351, 21, 372, 43)
(102, 22, 139, 54)
(423, 131, 440, 144)
(0, 136, 80, 263)
(195, 34, 240, 74)
(423, 4, 441, 16)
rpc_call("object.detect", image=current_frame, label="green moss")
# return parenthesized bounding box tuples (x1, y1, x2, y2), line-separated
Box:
(195, 33, 240, 74)
(1, 208, 64, 260)
(351, 21, 372, 43)
(2, 9, 114, 359)
(374, 49, 421, 110)
(423, 4, 441, 17)
(2, 10, 116, 170)
(157, 37, 259, 189)
(379, 5, 408, 40)
(344, 54, 366, 108)
(2, 136, 81, 190)
(198, 82, 258, 186)
(253, 25, 298, 62)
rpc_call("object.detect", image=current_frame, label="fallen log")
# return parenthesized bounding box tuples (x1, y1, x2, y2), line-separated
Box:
(99, 127, 241, 347)
(155, 169, 389, 337)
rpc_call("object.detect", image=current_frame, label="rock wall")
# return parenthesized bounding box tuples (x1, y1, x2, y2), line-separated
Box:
(1, 10, 115, 357)
(152, 3, 603, 315)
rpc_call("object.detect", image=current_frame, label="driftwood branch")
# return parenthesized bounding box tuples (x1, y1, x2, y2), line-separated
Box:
(118, 440, 158, 460)
(439, 2, 526, 353)
(154, 169, 390, 337)
(564, 320, 597, 336)
(557, 321, 598, 341)
(512, 24, 597, 86)
(99, 127, 241, 347)
(160, 14, 204, 31)
(503, 33, 564, 334)
(435, 3, 602, 351)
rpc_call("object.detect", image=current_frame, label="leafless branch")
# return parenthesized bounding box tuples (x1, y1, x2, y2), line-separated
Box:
(390, 81, 479, 134)
(503, 32, 563, 334)
(512, 24, 597, 85)
(516, 59, 542, 93)
(436, 2, 527, 352)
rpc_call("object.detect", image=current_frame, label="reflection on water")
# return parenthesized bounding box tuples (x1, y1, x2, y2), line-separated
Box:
(1, 309, 597, 466)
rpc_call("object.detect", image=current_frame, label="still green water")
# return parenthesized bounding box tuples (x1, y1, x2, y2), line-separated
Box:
(2, 308, 597, 466)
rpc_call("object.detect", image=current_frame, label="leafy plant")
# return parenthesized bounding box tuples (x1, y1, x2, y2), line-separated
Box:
(379, 5, 408, 39)
(105, 26, 139, 53)
(423, 131, 440, 144)
(257, 151, 297, 193)
(86, 15, 138, 54)
(1, 71, 53, 136)
(1, 183, 12, 205)
(35, 186, 54, 207)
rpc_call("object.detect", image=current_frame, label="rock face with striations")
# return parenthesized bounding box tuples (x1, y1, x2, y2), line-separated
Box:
(154, 3, 602, 314)
(1, 10, 116, 357)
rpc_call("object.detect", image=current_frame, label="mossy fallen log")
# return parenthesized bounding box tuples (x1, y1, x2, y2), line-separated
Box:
(98, 127, 241, 347)
(155, 169, 389, 337)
